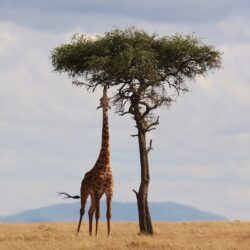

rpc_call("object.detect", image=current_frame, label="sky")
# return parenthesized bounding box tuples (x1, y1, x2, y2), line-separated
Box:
(0, 0, 250, 220)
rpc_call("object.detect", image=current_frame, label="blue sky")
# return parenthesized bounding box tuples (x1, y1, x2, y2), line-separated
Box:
(0, 0, 250, 219)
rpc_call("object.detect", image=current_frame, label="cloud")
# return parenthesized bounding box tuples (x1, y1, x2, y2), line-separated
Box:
(0, 0, 250, 32)
(217, 17, 250, 42)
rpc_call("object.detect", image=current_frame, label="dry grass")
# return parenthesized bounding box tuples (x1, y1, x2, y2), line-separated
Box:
(1, 221, 250, 249)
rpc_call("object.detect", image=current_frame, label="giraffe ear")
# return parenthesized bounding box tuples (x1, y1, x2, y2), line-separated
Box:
(97, 105, 101, 110)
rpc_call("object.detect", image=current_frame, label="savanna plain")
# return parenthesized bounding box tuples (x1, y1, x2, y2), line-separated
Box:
(0, 221, 250, 250)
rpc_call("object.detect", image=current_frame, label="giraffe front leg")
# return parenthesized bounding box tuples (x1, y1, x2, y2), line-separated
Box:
(88, 193, 96, 236)
(94, 194, 101, 237)
(105, 190, 112, 237)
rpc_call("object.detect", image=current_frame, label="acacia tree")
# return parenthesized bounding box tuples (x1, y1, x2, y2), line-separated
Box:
(51, 27, 222, 235)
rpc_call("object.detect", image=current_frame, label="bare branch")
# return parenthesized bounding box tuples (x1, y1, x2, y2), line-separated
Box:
(119, 105, 135, 116)
(120, 111, 130, 116)
(118, 82, 127, 93)
(131, 134, 139, 137)
(139, 101, 150, 109)
(142, 104, 158, 117)
(145, 116, 159, 132)
(147, 128, 157, 132)
(92, 83, 99, 92)
(133, 189, 138, 198)
(147, 139, 153, 153)
(72, 80, 101, 92)
(72, 79, 88, 87)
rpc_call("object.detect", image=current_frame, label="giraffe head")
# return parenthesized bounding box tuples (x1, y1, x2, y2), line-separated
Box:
(98, 86, 110, 111)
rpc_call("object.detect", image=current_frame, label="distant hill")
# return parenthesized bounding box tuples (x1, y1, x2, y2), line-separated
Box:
(0, 201, 226, 223)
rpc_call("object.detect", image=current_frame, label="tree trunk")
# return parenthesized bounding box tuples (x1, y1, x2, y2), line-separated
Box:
(134, 126, 154, 235)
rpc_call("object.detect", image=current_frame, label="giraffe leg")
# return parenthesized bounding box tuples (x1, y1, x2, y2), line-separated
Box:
(105, 190, 112, 237)
(95, 194, 101, 237)
(88, 193, 96, 236)
(77, 190, 89, 235)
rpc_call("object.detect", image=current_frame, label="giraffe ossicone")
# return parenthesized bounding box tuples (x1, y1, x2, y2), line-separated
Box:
(59, 86, 113, 236)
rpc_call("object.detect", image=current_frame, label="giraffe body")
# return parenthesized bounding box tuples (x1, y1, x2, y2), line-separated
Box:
(77, 86, 113, 236)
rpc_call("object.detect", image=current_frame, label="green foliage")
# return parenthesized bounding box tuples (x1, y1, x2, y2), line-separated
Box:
(51, 27, 222, 130)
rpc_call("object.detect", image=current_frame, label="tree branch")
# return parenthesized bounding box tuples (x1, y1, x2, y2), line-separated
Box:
(120, 105, 135, 116)
(142, 104, 158, 118)
(147, 127, 157, 132)
(133, 189, 138, 198)
(145, 116, 159, 132)
(72, 80, 102, 92)
(131, 134, 139, 137)
(167, 59, 195, 78)
(72, 79, 88, 86)
(147, 139, 153, 154)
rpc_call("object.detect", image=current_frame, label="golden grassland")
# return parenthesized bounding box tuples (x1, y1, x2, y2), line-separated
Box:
(1, 221, 250, 250)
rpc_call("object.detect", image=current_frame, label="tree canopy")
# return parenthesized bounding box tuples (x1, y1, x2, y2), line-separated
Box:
(51, 27, 221, 130)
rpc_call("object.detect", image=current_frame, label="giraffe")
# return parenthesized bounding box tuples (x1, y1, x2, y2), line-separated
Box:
(59, 86, 113, 237)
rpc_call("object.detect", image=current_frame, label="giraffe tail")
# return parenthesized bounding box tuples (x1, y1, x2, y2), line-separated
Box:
(58, 192, 80, 199)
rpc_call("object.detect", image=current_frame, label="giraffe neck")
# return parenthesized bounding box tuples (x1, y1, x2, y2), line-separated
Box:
(96, 108, 110, 171)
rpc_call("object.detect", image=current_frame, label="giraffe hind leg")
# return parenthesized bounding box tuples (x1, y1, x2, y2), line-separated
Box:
(77, 190, 89, 235)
